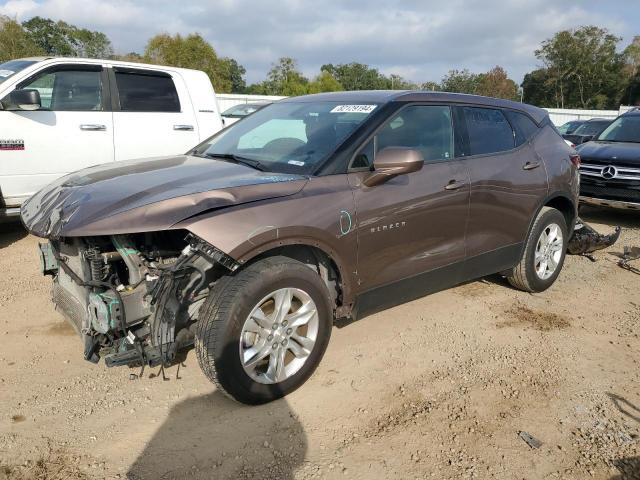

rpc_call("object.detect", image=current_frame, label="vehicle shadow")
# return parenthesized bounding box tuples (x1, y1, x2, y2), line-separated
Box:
(607, 394, 640, 479)
(609, 457, 640, 479)
(0, 219, 27, 249)
(127, 372, 307, 479)
(580, 205, 640, 229)
(607, 393, 640, 424)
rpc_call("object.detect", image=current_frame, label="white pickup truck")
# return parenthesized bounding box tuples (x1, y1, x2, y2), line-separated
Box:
(0, 57, 224, 217)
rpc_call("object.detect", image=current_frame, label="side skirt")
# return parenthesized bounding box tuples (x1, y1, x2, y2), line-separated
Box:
(348, 243, 522, 323)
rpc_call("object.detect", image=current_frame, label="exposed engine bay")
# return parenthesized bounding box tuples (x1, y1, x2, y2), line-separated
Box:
(39, 231, 238, 369)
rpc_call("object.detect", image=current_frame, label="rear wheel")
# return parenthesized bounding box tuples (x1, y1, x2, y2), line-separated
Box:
(507, 207, 568, 292)
(195, 256, 333, 404)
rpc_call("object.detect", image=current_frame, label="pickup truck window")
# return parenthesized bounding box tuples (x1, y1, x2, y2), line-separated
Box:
(115, 71, 180, 112)
(0, 59, 38, 85)
(22, 68, 103, 111)
(194, 101, 377, 174)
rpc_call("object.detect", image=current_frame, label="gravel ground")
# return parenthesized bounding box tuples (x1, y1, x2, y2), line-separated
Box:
(0, 205, 638, 480)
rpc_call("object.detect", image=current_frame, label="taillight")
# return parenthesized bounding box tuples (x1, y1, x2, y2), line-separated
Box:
(570, 154, 581, 168)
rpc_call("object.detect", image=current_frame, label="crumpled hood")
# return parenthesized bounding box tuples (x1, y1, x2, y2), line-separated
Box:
(21, 155, 307, 238)
(576, 141, 640, 167)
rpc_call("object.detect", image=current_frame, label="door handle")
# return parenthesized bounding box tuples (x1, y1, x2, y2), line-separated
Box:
(444, 180, 466, 191)
(80, 124, 106, 131)
(523, 161, 541, 170)
(173, 124, 194, 131)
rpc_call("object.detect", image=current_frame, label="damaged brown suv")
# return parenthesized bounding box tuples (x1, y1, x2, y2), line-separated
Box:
(22, 91, 579, 404)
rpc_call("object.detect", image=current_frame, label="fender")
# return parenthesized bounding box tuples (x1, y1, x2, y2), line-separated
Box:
(175, 174, 359, 307)
(234, 230, 356, 308)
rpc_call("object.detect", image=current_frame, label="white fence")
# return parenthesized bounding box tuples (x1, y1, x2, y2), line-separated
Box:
(216, 93, 286, 113)
(545, 108, 622, 126)
(216, 93, 633, 126)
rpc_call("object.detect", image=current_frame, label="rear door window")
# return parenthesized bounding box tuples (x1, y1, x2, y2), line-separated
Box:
(114, 70, 180, 112)
(463, 107, 514, 155)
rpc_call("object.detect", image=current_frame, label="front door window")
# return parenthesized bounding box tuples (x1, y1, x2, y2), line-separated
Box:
(22, 68, 103, 111)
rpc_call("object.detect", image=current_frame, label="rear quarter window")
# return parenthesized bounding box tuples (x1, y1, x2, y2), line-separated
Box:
(504, 110, 539, 146)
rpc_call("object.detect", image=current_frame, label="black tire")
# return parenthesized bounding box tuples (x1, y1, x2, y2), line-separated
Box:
(195, 256, 333, 404)
(507, 207, 568, 293)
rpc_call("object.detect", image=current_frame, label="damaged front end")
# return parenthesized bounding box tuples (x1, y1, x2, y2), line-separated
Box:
(41, 231, 237, 368)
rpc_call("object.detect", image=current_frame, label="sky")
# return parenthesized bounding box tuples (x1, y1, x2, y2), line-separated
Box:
(1, 0, 638, 85)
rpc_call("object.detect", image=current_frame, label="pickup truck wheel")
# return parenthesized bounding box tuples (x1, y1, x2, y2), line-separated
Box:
(507, 207, 568, 293)
(195, 256, 333, 404)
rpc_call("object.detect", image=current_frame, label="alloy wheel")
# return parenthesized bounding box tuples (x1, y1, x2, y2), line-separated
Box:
(534, 223, 564, 280)
(239, 288, 319, 384)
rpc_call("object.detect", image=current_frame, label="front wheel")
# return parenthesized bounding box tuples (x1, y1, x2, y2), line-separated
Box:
(195, 256, 333, 404)
(507, 207, 568, 293)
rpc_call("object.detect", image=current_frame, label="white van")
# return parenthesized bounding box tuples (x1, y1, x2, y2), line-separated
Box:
(0, 57, 224, 217)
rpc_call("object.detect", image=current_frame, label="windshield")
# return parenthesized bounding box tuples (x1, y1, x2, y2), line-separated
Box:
(597, 115, 640, 143)
(0, 59, 38, 85)
(557, 121, 582, 134)
(194, 101, 378, 174)
(222, 103, 268, 117)
(574, 120, 610, 136)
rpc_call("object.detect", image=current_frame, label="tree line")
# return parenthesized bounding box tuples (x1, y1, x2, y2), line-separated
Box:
(1, 15, 638, 108)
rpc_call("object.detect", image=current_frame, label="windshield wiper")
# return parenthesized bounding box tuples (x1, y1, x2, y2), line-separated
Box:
(201, 153, 267, 171)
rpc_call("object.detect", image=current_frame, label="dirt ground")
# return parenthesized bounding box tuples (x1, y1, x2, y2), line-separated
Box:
(0, 205, 638, 480)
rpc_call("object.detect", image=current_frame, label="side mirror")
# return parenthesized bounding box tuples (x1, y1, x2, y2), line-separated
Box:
(579, 135, 594, 144)
(3, 89, 41, 111)
(363, 147, 424, 187)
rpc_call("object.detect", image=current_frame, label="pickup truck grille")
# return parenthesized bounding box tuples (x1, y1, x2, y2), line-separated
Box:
(580, 163, 640, 181)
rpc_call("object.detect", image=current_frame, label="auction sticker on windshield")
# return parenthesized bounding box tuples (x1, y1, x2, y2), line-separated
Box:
(0, 70, 14, 78)
(330, 105, 377, 113)
(0, 139, 25, 151)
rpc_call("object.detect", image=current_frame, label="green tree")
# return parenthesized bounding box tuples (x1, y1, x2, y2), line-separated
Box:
(0, 15, 43, 62)
(622, 36, 640, 105)
(385, 74, 417, 90)
(112, 52, 144, 63)
(22, 17, 75, 56)
(218, 57, 246, 93)
(22, 16, 112, 58)
(249, 57, 309, 95)
(72, 28, 113, 58)
(420, 81, 441, 91)
(440, 69, 479, 94)
(307, 70, 343, 93)
(144, 33, 244, 93)
(476, 66, 519, 100)
(521, 68, 557, 107)
(320, 62, 388, 90)
(535, 26, 624, 109)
